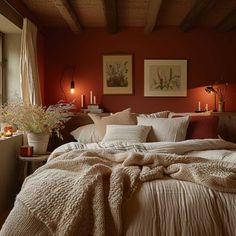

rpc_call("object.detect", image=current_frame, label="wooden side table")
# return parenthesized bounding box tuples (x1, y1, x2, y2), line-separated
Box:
(18, 153, 50, 179)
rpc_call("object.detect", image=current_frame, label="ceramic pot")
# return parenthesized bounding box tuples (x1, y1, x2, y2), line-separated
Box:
(27, 132, 50, 155)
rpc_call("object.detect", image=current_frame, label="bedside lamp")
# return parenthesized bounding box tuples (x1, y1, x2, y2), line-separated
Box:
(205, 86, 217, 112)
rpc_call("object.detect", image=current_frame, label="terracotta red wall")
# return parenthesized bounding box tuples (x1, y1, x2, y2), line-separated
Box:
(44, 27, 236, 113)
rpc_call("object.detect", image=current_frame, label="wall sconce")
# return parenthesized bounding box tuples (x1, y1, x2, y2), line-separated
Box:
(70, 80, 75, 94)
(205, 86, 217, 112)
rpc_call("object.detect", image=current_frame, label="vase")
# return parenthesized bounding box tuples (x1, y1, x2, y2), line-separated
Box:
(27, 132, 50, 155)
(218, 101, 225, 112)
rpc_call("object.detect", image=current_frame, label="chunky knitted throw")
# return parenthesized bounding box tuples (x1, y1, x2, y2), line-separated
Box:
(15, 148, 236, 236)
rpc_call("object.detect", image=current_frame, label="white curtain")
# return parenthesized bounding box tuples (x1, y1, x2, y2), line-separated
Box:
(20, 18, 42, 105)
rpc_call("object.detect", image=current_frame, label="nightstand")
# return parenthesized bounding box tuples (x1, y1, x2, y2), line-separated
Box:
(18, 153, 50, 179)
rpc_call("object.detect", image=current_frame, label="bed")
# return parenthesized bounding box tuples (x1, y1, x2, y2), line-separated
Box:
(1, 109, 236, 236)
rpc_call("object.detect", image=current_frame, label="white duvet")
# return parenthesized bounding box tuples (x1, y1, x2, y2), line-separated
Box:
(50, 138, 236, 162)
(1, 139, 236, 236)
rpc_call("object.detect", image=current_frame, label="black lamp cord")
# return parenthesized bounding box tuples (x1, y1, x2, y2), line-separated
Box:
(59, 69, 67, 102)
(59, 66, 76, 102)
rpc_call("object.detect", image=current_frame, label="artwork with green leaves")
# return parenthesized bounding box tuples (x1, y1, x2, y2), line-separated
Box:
(144, 59, 187, 97)
(103, 55, 133, 95)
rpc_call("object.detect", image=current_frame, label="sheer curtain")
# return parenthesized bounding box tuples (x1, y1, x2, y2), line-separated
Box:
(20, 18, 42, 105)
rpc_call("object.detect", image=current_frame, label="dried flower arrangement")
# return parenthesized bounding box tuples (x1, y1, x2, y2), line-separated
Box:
(214, 83, 228, 102)
(0, 101, 75, 139)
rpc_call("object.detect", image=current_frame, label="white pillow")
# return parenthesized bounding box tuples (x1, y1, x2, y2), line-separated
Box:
(102, 125, 151, 143)
(137, 116, 190, 142)
(70, 124, 102, 143)
(88, 108, 136, 137)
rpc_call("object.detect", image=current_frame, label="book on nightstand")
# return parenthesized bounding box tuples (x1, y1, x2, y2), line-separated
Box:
(87, 105, 99, 109)
(82, 108, 103, 113)
(81, 104, 103, 113)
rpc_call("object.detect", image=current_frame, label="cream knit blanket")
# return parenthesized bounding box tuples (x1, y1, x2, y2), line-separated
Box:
(17, 149, 236, 236)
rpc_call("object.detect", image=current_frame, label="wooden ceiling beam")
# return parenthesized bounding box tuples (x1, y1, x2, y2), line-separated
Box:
(180, 0, 217, 32)
(144, 0, 162, 33)
(0, 0, 23, 29)
(216, 9, 236, 32)
(52, 0, 82, 33)
(102, 0, 118, 34)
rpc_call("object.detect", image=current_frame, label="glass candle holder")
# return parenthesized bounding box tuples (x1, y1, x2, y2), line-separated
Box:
(20, 146, 33, 157)
(4, 125, 13, 137)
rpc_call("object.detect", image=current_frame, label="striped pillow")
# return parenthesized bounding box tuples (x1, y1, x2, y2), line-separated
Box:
(139, 111, 170, 118)
(102, 125, 151, 143)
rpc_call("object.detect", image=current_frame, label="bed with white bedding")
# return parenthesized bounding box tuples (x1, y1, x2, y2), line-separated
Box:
(1, 139, 236, 236)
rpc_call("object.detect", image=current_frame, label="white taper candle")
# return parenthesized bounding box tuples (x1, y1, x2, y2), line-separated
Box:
(93, 96, 96, 105)
(198, 101, 201, 111)
(90, 91, 93, 104)
(81, 95, 84, 108)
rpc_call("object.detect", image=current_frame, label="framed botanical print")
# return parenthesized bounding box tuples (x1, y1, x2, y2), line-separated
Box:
(144, 59, 187, 97)
(103, 54, 133, 95)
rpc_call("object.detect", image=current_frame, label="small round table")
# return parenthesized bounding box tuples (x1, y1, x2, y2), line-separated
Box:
(18, 153, 50, 179)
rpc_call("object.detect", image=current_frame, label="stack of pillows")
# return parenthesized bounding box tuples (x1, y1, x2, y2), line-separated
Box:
(70, 108, 219, 144)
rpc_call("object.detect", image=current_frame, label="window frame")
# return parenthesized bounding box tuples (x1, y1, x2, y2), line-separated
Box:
(0, 32, 6, 105)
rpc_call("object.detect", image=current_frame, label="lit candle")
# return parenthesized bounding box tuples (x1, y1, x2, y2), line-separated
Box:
(205, 103, 208, 111)
(93, 95, 96, 105)
(198, 101, 201, 111)
(90, 91, 93, 104)
(81, 94, 84, 108)
(4, 126, 13, 137)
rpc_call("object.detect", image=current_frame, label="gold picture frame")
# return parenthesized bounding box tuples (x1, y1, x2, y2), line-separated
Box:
(144, 59, 187, 97)
(103, 54, 133, 95)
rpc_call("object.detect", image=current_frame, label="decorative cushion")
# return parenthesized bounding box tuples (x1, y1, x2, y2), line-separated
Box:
(88, 108, 136, 137)
(137, 116, 190, 142)
(139, 111, 170, 118)
(70, 124, 102, 143)
(186, 116, 219, 139)
(102, 125, 151, 143)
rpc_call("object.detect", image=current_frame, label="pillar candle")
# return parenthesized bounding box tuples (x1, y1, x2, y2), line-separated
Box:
(93, 96, 96, 105)
(90, 91, 93, 104)
(205, 104, 208, 111)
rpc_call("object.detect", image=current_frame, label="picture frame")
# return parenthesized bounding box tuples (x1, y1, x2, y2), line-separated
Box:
(144, 59, 187, 97)
(103, 54, 133, 95)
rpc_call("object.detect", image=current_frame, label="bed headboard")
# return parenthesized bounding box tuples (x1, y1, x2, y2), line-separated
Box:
(48, 111, 236, 151)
